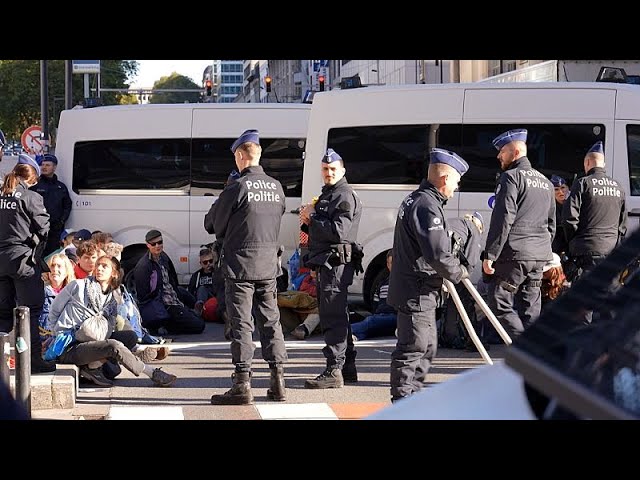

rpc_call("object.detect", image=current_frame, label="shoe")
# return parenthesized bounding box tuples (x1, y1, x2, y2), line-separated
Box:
(154, 346, 170, 361)
(151, 368, 177, 387)
(194, 301, 204, 316)
(31, 356, 56, 374)
(80, 367, 114, 387)
(304, 368, 344, 389)
(211, 371, 254, 405)
(102, 360, 122, 381)
(134, 347, 157, 362)
(291, 325, 307, 340)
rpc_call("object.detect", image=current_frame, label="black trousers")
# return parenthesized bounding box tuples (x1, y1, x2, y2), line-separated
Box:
(225, 278, 287, 372)
(390, 288, 440, 400)
(317, 263, 356, 369)
(487, 259, 546, 339)
(571, 254, 614, 324)
(0, 259, 45, 358)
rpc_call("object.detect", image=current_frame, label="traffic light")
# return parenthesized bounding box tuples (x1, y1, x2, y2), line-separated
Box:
(205, 79, 212, 97)
(318, 75, 325, 92)
(265, 76, 272, 93)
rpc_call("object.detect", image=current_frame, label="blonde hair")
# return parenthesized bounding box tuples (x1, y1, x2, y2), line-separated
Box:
(1, 164, 38, 195)
(103, 242, 124, 260)
(43, 253, 76, 287)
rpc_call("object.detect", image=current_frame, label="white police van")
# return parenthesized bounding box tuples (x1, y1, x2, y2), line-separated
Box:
(54, 103, 311, 282)
(302, 82, 640, 304)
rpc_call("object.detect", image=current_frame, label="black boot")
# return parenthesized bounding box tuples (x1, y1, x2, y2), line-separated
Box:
(342, 350, 358, 383)
(304, 367, 344, 389)
(267, 365, 286, 401)
(211, 371, 254, 405)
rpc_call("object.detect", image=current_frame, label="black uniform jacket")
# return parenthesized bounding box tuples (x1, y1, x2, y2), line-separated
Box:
(0, 180, 50, 273)
(562, 166, 627, 257)
(302, 177, 362, 268)
(388, 180, 465, 308)
(484, 156, 555, 262)
(30, 173, 72, 229)
(204, 165, 285, 281)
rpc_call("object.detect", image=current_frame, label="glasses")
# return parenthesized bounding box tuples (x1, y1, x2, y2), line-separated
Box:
(148, 240, 163, 247)
(201, 259, 214, 266)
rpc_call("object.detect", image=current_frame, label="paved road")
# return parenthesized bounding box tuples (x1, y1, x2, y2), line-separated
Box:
(37, 321, 507, 420)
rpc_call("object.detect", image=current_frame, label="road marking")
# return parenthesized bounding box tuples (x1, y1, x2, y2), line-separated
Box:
(107, 406, 184, 420)
(256, 402, 338, 420)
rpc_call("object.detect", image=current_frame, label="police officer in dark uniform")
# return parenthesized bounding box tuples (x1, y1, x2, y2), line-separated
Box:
(388, 148, 470, 402)
(482, 129, 555, 339)
(30, 154, 72, 256)
(0, 154, 56, 373)
(550, 175, 570, 258)
(205, 129, 288, 405)
(301, 148, 363, 389)
(562, 141, 626, 323)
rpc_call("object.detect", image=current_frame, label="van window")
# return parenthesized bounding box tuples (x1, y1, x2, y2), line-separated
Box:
(191, 137, 305, 197)
(459, 124, 605, 193)
(72, 139, 191, 193)
(627, 125, 640, 196)
(327, 125, 435, 185)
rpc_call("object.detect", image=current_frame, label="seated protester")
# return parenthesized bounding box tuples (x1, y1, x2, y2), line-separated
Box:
(73, 240, 100, 279)
(133, 229, 205, 335)
(298, 268, 317, 298)
(92, 231, 114, 254)
(44, 229, 76, 264)
(103, 241, 123, 262)
(188, 248, 220, 316)
(64, 228, 92, 264)
(541, 253, 568, 307)
(351, 251, 397, 341)
(39, 254, 76, 356)
(440, 212, 486, 350)
(49, 255, 177, 387)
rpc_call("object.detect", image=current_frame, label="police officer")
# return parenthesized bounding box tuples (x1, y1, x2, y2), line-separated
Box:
(562, 141, 626, 322)
(0, 154, 56, 373)
(301, 148, 363, 389)
(482, 129, 555, 339)
(30, 154, 72, 256)
(550, 174, 570, 258)
(388, 148, 470, 402)
(205, 129, 288, 405)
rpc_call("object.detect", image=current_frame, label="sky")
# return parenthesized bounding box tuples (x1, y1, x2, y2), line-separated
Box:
(129, 60, 213, 88)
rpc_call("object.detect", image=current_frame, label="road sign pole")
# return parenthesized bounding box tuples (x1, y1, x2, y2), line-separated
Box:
(84, 74, 90, 99)
(40, 60, 50, 154)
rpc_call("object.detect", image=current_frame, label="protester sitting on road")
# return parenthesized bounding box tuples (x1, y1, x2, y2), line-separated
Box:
(541, 253, 568, 307)
(39, 253, 76, 356)
(188, 248, 220, 316)
(103, 241, 124, 262)
(49, 255, 177, 387)
(44, 229, 77, 264)
(64, 228, 92, 263)
(351, 251, 397, 341)
(133, 229, 205, 335)
(73, 240, 100, 279)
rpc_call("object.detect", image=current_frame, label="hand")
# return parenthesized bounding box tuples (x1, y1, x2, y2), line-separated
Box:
(300, 204, 314, 225)
(459, 264, 470, 280)
(482, 259, 495, 275)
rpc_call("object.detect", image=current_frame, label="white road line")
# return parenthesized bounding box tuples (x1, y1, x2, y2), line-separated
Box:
(166, 338, 398, 352)
(107, 406, 184, 420)
(255, 402, 338, 420)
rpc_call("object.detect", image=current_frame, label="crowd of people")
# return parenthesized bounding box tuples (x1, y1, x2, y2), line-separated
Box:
(0, 125, 628, 407)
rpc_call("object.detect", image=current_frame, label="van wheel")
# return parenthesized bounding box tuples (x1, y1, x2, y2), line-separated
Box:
(365, 267, 388, 310)
(121, 244, 148, 275)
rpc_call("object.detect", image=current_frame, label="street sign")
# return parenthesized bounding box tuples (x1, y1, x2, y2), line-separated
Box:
(21, 126, 45, 155)
(72, 60, 100, 74)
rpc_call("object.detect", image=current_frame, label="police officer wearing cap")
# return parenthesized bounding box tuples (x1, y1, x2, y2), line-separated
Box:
(482, 129, 555, 339)
(205, 129, 288, 405)
(0, 154, 56, 373)
(30, 153, 72, 256)
(300, 148, 363, 389)
(388, 148, 470, 401)
(550, 174, 570, 257)
(562, 141, 626, 322)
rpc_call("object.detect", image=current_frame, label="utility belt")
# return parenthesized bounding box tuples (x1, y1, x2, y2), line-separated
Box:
(328, 243, 365, 274)
(496, 276, 541, 293)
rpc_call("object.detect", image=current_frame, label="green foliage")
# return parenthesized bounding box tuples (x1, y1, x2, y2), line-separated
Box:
(149, 72, 203, 104)
(0, 60, 138, 142)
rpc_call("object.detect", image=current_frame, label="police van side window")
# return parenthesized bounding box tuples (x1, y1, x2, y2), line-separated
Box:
(191, 138, 305, 197)
(72, 139, 190, 193)
(459, 124, 605, 192)
(626, 125, 640, 196)
(327, 125, 433, 185)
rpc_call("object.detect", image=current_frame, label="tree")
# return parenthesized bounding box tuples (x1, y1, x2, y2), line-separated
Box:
(0, 60, 138, 141)
(149, 73, 202, 104)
